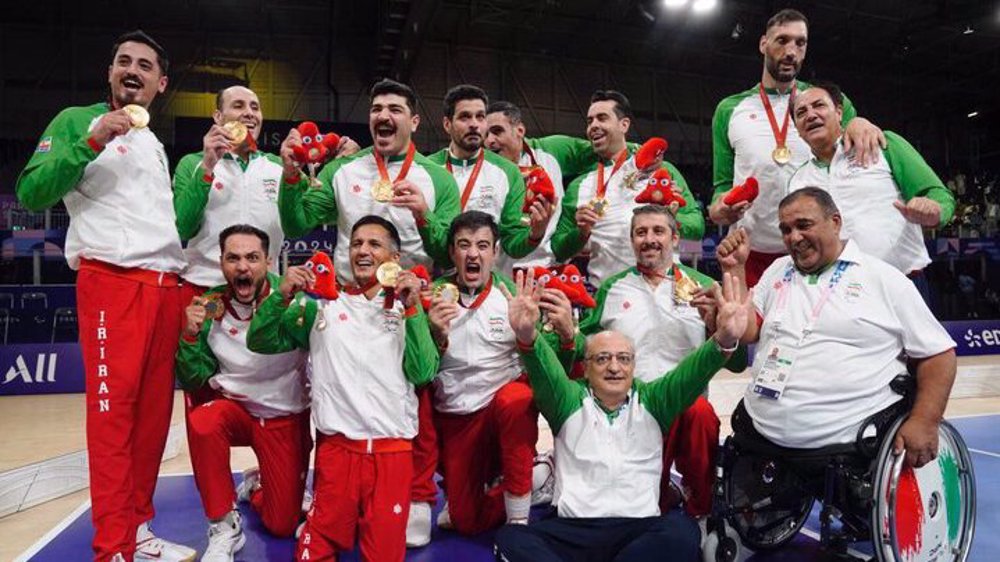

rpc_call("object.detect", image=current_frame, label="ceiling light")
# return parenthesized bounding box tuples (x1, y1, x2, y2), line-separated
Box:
(663, 0, 687, 9)
(968, 111, 979, 118)
(692, 0, 718, 14)
(963, 24, 975, 35)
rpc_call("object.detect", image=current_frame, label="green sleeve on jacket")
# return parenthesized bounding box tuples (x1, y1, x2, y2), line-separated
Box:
(278, 154, 351, 239)
(16, 104, 108, 211)
(549, 174, 587, 261)
(527, 135, 596, 177)
(174, 329, 219, 392)
(414, 154, 461, 267)
(494, 153, 537, 258)
(521, 335, 587, 436)
(638, 340, 727, 430)
(839, 89, 859, 124)
(246, 290, 317, 353)
(664, 161, 705, 240)
(883, 131, 955, 227)
(403, 307, 440, 386)
(710, 94, 744, 202)
(173, 152, 212, 241)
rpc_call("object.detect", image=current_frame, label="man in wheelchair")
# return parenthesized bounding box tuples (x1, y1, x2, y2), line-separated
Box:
(707, 188, 970, 560)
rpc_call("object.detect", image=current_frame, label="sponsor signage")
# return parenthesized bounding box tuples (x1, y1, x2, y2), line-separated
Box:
(0, 343, 84, 395)
(945, 319, 1000, 357)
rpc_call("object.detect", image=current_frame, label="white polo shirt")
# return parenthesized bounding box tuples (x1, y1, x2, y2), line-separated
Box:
(788, 132, 943, 274)
(433, 274, 524, 414)
(581, 265, 712, 382)
(745, 240, 956, 448)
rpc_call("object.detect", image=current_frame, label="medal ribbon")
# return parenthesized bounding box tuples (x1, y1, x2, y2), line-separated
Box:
(521, 142, 539, 168)
(595, 148, 630, 199)
(374, 141, 417, 185)
(446, 149, 487, 210)
(758, 83, 796, 152)
(344, 278, 380, 296)
(222, 278, 270, 321)
(457, 274, 493, 310)
(774, 260, 851, 342)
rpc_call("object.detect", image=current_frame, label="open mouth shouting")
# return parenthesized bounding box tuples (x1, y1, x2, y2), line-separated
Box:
(462, 260, 483, 285)
(374, 122, 396, 145)
(120, 75, 144, 97)
(233, 274, 257, 303)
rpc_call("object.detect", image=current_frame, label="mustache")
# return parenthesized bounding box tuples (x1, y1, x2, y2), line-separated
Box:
(640, 242, 663, 252)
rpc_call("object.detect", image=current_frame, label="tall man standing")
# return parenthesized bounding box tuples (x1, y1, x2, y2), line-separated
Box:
(16, 30, 195, 562)
(708, 9, 885, 286)
(278, 78, 460, 281)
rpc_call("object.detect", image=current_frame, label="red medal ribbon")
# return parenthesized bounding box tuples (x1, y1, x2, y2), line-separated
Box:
(758, 83, 796, 152)
(521, 142, 539, 168)
(457, 274, 494, 310)
(595, 148, 630, 199)
(374, 141, 417, 185)
(446, 149, 487, 210)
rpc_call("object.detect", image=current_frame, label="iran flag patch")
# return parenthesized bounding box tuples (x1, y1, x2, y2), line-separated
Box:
(36, 137, 53, 153)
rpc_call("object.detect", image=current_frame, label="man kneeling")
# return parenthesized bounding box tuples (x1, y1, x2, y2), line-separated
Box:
(494, 269, 751, 562)
(175, 224, 311, 562)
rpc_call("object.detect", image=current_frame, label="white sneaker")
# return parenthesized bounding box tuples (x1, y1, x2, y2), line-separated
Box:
(531, 451, 555, 506)
(135, 521, 197, 562)
(235, 467, 260, 504)
(201, 511, 246, 562)
(405, 501, 432, 548)
(436, 501, 453, 530)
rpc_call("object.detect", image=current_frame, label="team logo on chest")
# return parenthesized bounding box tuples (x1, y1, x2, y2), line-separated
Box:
(263, 179, 278, 201)
(488, 315, 506, 340)
(382, 309, 402, 333)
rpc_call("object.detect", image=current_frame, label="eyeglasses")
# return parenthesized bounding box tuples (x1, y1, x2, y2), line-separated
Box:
(585, 352, 635, 367)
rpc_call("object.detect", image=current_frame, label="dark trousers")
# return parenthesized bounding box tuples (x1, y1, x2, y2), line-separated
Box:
(493, 509, 699, 562)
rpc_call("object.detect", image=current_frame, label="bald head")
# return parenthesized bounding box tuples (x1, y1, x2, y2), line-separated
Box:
(213, 85, 262, 142)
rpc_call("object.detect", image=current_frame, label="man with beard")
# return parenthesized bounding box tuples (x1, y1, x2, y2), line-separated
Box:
(788, 83, 954, 288)
(277, 78, 460, 281)
(493, 268, 751, 562)
(549, 90, 704, 287)
(247, 216, 439, 562)
(547, 206, 744, 522)
(709, 9, 885, 287)
(175, 224, 310, 562)
(485, 100, 566, 273)
(730, 188, 956, 470)
(419, 211, 549, 539)
(427, 85, 553, 262)
(16, 30, 194, 562)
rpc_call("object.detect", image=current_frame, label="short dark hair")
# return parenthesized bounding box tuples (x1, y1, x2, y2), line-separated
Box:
(800, 81, 844, 110)
(630, 205, 677, 234)
(443, 84, 489, 120)
(590, 90, 632, 120)
(448, 210, 499, 248)
(486, 101, 523, 125)
(352, 215, 402, 251)
(370, 78, 418, 114)
(112, 30, 169, 75)
(219, 224, 270, 255)
(779, 187, 840, 218)
(766, 9, 808, 32)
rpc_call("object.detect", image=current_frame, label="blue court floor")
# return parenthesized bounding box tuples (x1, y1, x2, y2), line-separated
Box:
(16, 415, 1000, 561)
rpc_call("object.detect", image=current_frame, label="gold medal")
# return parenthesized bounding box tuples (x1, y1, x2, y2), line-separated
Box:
(372, 178, 395, 202)
(622, 169, 647, 191)
(588, 197, 608, 217)
(674, 276, 699, 303)
(434, 283, 460, 304)
(772, 145, 792, 165)
(376, 262, 402, 287)
(203, 296, 224, 320)
(122, 104, 149, 129)
(222, 121, 248, 146)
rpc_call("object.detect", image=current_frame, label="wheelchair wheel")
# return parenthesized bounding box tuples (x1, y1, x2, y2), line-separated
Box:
(702, 523, 741, 562)
(871, 418, 976, 562)
(724, 448, 815, 550)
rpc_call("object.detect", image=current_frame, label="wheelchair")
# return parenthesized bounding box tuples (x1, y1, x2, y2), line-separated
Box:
(702, 376, 976, 562)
